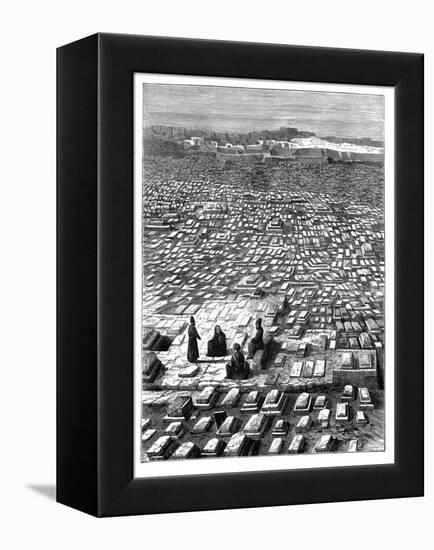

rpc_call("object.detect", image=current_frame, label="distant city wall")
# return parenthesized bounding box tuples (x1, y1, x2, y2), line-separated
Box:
(144, 124, 384, 163)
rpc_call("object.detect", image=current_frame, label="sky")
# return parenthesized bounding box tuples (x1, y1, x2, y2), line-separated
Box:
(142, 83, 385, 141)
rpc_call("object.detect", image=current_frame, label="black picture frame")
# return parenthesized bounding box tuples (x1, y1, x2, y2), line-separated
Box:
(57, 33, 424, 517)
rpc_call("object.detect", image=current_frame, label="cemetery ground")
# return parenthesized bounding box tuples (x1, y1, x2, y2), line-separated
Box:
(141, 386, 385, 461)
(140, 155, 386, 462)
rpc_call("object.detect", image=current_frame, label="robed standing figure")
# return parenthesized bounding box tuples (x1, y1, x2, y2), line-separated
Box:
(207, 325, 227, 357)
(247, 318, 264, 359)
(187, 316, 201, 363)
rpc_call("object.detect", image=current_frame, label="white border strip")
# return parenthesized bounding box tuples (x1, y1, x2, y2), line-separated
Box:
(133, 73, 395, 478)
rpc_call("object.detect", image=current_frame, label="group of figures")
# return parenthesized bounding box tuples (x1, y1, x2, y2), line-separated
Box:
(187, 316, 265, 380)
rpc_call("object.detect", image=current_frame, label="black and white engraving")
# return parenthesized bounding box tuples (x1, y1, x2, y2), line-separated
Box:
(139, 80, 386, 463)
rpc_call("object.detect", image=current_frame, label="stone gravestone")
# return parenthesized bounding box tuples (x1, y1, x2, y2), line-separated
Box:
(272, 419, 289, 437)
(178, 364, 200, 378)
(313, 359, 326, 377)
(288, 434, 306, 454)
(164, 395, 193, 423)
(314, 434, 335, 453)
(356, 410, 368, 424)
(244, 413, 268, 439)
(293, 392, 312, 413)
(142, 350, 162, 383)
(191, 416, 213, 434)
(274, 353, 287, 368)
(335, 402, 350, 422)
(172, 442, 200, 459)
(164, 421, 184, 440)
(216, 416, 240, 436)
(141, 418, 151, 432)
(303, 360, 314, 378)
(223, 433, 251, 457)
(348, 439, 359, 452)
(358, 387, 374, 408)
(195, 386, 218, 410)
(317, 408, 330, 428)
(146, 435, 176, 460)
(313, 395, 328, 409)
(213, 410, 228, 429)
(290, 361, 303, 377)
(220, 388, 240, 408)
(141, 429, 156, 442)
(261, 389, 288, 416)
(241, 391, 261, 413)
(264, 373, 280, 386)
(342, 384, 355, 400)
(202, 437, 226, 457)
(296, 415, 312, 433)
(268, 438, 284, 454)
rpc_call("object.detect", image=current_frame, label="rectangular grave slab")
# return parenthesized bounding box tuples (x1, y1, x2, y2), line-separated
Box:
(349, 337, 359, 349)
(303, 360, 314, 378)
(202, 437, 225, 457)
(191, 416, 213, 434)
(284, 341, 300, 353)
(290, 361, 303, 377)
(141, 418, 151, 432)
(269, 438, 284, 454)
(195, 386, 218, 410)
(216, 416, 240, 436)
(358, 352, 372, 369)
(278, 374, 291, 389)
(288, 434, 306, 454)
(296, 415, 312, 433)
(341, 352, 354, 369)
(261, 390, 288, 416)
(314, 434, 335, 453)
(142, 329, 160, 350)
(178, 364, 200, 378)
(358, 387, 374, 408)
(142, 357, 162, 383)
(244, 413, 268, 439)
(274, 353, 287, 368)
(359, 333, 372, 349)
(141, 428, 156, 442)
(264, 373, 280, 385)
(313, 395, 328, 409)
(241, 391, 261, 413)
(317, 408, 330, 428)
(272, 419, 289, 437)
(146, 435, 176, 460)
(243, 390, 259, 405)
(171, 442, 200, 459)
(294, 392, 312, 413)
(348, 439, 359, 452)
(220, 388, 240, 408)
(164, 421, 184, 439)
(356, 410, 368, 424)
(336, 402, 350, 421)
(164, 395, 193, 422)
(213, 410, 227, 428)
(342, 384, 355, 400)
(313, 359, 326, 377)
(263, 389, 280, 405)
(297, 342, 308, 357)
(223, 433, 251, 457)
(142, 351, 158, 374)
